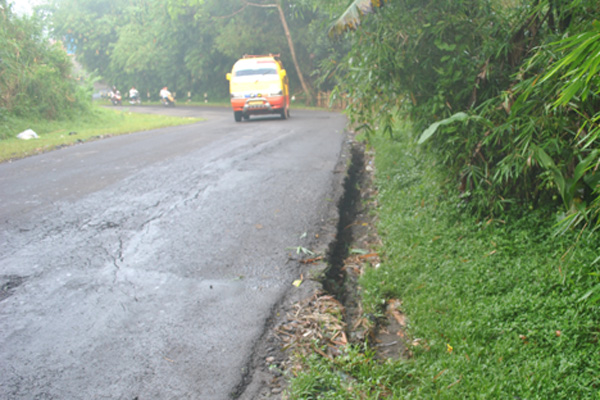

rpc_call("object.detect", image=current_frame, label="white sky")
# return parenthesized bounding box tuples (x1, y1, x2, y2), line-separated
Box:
(9, 0, 43, 15)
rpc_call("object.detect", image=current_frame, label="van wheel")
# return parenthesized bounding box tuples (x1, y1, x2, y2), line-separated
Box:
(280, 107, 289, 120)
(234, 111, 242, 122)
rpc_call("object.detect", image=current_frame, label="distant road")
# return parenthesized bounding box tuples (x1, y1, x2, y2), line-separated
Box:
(0, 106, 347, 399)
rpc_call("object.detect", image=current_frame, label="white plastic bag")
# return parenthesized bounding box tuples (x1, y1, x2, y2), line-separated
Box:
(17, 129, 39, 140)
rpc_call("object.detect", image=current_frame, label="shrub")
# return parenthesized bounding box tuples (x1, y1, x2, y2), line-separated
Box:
(0, 1, 91, 125)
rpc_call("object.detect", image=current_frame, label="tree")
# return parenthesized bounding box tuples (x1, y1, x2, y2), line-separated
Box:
(213, 0, 313, 102)
(46, 0, 351, 103)
(327, 0, 600, 231)
(0, 0, 90, 121)
(48, 0, 121, 78)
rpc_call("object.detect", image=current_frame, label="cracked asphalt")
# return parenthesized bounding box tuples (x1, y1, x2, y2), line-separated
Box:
(0, 106, 347, 399)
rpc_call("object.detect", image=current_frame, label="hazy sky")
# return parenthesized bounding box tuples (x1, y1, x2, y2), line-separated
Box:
(10, 0, 42, 15)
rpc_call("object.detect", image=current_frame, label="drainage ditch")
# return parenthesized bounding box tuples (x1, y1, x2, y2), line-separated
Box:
(235, 141, 388, 399)
(322, 142, 365, 316)
(322, 142, 408, 360)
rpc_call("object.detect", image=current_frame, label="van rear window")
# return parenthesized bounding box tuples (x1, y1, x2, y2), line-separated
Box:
(234, 67, 277, 77)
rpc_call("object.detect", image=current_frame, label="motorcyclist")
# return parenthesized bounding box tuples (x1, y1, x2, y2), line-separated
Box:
(110, 86, 122, 105)
(129, 86, 140, 102)
(160, 86, 171, 101)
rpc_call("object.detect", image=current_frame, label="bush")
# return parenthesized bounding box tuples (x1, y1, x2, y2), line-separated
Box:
(332, 0, 600, 231)
(0, 1, 91, 126)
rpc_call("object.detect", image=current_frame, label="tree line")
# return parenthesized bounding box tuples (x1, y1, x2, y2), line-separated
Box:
(42, 0, 350, 102)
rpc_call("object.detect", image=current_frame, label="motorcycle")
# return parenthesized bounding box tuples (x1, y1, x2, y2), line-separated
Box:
(161, 93, 175, 107)
(110, 91, 122, 106)
(128, 88, 141, 105)
(129, 94, 141, 105)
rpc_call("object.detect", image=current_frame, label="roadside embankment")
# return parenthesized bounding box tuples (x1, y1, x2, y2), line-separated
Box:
(283, 125, 600, 399)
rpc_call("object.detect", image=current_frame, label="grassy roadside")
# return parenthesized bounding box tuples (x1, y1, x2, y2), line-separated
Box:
(0, 105, 202, 163)
(287, 124, 600, 398)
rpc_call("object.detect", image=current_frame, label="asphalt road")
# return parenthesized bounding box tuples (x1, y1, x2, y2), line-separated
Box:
(0, 106, 347, 399)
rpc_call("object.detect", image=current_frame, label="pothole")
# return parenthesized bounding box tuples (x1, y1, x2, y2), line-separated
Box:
(0, 275, 27, 302)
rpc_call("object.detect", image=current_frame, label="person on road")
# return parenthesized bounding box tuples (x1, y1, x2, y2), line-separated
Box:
(110, 86, 122, 105)
(129, 86, 140, 102)
(160, 86, 171, 101)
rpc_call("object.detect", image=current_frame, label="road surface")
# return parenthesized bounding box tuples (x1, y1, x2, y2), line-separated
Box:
(0, 106, 347, 399)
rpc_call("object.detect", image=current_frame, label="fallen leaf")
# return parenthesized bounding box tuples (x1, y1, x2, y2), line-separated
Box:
(519, 334, 528, 344)
(339, 331, 347, 345)
(350, 248, 369, 255)
(358, 253, 379, 260)
(447, 378, 461, 389)
(300, 256, 324, 264)
(433, 369, 447, 381)
(387, 299, 406, 326)
(293, 274, 304, 287)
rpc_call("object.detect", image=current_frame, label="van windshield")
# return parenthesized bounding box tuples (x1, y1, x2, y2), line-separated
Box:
(234, 67, 277, 77)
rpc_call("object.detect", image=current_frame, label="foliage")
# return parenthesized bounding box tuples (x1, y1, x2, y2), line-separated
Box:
(289, 125, 600, 400)
(451, 1, 600, 226)
(331, 0, 505, 132)
(287, 346, 411, 398)
(532, 21, 600, 231)
(364, 130, 600, 398)
(0, 0, 91, 125)
(330, 0, 600, 232)
(289, 125, 600, 399)
(45, 0, 348, 102)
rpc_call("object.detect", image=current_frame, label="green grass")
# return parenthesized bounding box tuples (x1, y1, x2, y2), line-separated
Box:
(0, 105, 202, 162)
(287, 123, 600, 399)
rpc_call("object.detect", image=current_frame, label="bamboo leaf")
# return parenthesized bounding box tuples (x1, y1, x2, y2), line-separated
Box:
(573, 150, 600, 183)
(418, 112, 469, 144)
(328, 0, 389, 38)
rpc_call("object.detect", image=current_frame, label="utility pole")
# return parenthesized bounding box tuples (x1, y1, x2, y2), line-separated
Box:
(245, 0, 313, 103)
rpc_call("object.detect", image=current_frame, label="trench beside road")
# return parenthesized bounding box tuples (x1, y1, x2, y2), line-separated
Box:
(0, 106, 348, 399)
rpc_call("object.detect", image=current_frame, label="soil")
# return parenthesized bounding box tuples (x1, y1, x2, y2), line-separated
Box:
(236, 139, 409, 399)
